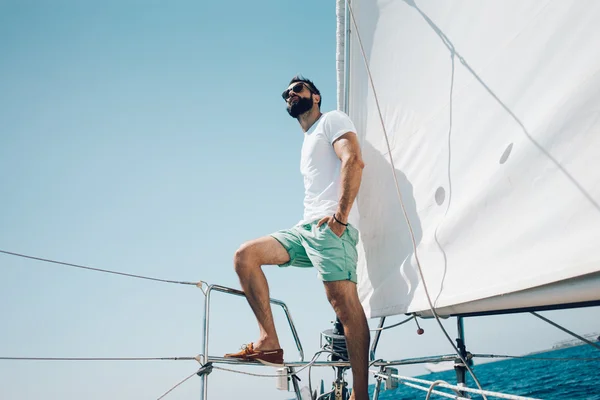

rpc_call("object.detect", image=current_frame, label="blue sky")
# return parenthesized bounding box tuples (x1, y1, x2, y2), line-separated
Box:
(1, 1, 599, 399)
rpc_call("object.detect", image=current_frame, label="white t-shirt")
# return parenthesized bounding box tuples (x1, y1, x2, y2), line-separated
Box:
(298, 110, 359, 225)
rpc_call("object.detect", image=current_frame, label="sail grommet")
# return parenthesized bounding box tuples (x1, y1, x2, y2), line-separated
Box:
(435, 187, 446, 205)
(499, 143, 514, 164)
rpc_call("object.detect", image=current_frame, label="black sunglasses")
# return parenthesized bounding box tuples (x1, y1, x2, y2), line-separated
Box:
(282, 82, 312, 100)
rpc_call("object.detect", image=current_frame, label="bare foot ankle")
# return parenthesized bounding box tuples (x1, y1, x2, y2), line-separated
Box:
(253, 339, 281, 351)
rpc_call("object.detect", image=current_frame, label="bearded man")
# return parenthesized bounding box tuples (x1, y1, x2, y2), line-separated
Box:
(225, 76, 369, 400)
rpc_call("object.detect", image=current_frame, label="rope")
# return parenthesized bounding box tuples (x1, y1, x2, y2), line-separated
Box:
(370, 316, 415, 331)
(0, 356, 199, 361)
(404, 380, 468, 400)
(531, 312, 600, 351)
(0, 249, 202, 287)
(156, 369, 200, 400)
(372, 371, 539, 400)
(344, 1, 487, 398)
(425, 380, 458, 400)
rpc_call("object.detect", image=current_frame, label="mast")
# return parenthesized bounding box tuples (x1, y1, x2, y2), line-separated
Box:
(336, 0, 349, 113)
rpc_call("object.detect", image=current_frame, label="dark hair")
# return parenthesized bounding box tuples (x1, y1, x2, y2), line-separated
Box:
(288, 75, 321, 108)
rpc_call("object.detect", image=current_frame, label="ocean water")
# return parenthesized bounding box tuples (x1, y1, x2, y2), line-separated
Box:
(369, 344, 600, 400)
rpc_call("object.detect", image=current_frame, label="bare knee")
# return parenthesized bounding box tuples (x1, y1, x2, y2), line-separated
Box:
(234, 242, 258, 275)
(324, 281, 365, 325)
(326, 291, 353, 323)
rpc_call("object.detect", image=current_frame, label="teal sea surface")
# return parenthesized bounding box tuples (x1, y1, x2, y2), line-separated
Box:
(370, 344, 600, 399)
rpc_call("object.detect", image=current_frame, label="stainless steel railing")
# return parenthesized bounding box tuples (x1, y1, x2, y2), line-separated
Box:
(200, 284, 304, 400)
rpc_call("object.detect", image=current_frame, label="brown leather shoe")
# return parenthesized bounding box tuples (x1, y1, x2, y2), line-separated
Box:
(224, 343, 284, 365)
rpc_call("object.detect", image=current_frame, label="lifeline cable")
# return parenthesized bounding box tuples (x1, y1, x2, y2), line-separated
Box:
(344, 0, 488, 397)
(0, 356, 199, 361)
(0, 249, 200, 286)
(211, 349, 346, 379)
(212, 365, 285, 378)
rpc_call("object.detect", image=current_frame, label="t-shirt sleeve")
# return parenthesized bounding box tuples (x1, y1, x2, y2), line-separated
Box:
(324, 110, 357, 144)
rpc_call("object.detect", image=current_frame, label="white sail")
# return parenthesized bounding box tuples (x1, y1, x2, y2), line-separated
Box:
(337, 0, 600, 318)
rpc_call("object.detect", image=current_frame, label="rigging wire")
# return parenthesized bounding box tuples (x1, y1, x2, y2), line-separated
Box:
(156, 368, 201, 400)
(344, 1, 488, 397)
(473, 353, 600, 362)
(530, 312, 600, 351)
(0, 249, 202, 287)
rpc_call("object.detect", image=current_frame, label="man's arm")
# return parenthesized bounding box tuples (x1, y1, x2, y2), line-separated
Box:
(333, 131, 364, 224)
(316, 130, 364, 236)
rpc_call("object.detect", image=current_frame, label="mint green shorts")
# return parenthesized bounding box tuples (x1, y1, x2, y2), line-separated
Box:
(270, 221, 360, 283)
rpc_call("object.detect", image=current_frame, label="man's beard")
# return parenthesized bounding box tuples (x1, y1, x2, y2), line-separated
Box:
(287, 95, 314, 118)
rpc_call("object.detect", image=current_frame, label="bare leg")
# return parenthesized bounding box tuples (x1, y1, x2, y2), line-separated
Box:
(323, 280, 370, 400)
(234, 236, 290, 350)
